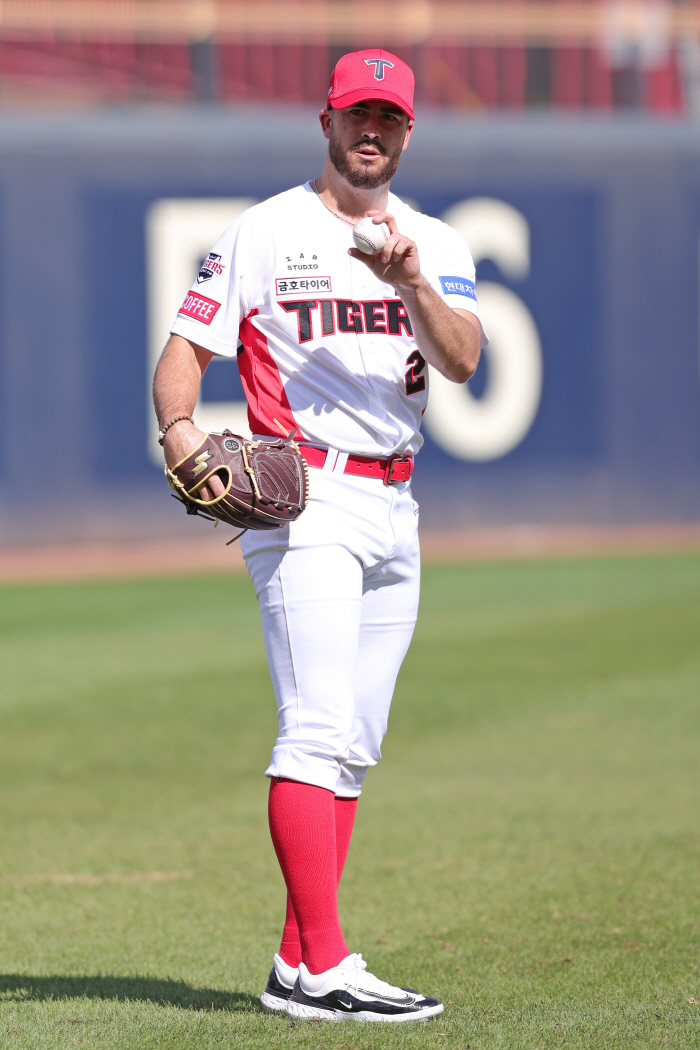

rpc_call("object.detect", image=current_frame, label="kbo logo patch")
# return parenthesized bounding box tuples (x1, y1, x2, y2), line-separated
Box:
(197, 252, 225, 284)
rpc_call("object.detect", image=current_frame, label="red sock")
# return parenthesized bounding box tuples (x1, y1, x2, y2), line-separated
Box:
(278, 794, 357, 968)
(269, 778, 354, 974)
(334, 795, 358, 876)
(278, 893, 302, 969)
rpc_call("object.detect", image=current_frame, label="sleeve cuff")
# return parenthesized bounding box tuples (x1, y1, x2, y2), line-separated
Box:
(441, 295, 489, 349)
(170, 318, 238, 358)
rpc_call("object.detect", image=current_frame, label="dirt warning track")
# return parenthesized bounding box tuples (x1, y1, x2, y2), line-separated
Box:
(2, 524, 700, 584)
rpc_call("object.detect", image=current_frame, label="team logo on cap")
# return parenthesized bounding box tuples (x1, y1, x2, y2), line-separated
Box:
(364, 58, 395, 81)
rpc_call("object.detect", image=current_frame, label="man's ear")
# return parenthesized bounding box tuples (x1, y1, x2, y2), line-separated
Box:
(319, 109, 332, 140)
(401, 120, 415, 152)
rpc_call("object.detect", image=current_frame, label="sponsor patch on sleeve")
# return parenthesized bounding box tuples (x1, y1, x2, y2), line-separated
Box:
(197, 252, 225, 284)
(439, 276, 477, 301)
(276, 276, 331, 295)
(178, 292, 221, 325)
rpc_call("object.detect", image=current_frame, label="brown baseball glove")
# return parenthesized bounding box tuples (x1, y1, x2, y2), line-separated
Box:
(165, 430, 309, 541)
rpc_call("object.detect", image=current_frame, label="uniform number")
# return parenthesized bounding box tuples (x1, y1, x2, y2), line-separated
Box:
(404, 350, 426, 395)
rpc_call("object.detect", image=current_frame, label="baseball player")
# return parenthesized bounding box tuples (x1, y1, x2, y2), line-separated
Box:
(153, 48, 484, 1022)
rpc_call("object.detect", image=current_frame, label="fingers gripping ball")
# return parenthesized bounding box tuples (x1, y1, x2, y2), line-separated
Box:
(165, 431, 309, 541)
(353, 217, 390, 255)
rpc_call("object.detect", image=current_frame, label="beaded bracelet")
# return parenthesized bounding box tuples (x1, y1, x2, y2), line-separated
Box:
(158, 415, 194, 446)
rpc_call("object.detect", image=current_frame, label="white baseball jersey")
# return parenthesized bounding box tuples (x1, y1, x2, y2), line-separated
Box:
(170, 182, 485, 457)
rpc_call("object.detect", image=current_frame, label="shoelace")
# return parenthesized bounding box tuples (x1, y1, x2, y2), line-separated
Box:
(341, 954, 404, 1000)
(342, 953, 368, 997)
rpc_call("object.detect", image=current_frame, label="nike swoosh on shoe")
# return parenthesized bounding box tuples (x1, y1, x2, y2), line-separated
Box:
(286, 958, 444, 1023)
(357, 991, 417, 1006)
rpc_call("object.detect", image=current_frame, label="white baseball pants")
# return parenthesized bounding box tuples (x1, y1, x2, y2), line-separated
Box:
(241, 455, 420, 797)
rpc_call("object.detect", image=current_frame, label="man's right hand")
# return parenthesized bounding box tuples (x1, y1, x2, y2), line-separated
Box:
(162, 419, 226, 502)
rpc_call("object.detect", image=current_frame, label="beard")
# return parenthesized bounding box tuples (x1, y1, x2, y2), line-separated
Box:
(328, 127, 403, 189)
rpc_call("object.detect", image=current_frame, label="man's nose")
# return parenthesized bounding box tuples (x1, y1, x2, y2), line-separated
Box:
(361, 113, 381, 135)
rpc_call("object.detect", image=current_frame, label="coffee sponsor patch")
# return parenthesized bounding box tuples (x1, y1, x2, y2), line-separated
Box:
(178, 292, 221, 325)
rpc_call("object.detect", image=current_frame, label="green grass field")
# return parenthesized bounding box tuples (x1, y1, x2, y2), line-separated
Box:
(0, 552, 699, 1049)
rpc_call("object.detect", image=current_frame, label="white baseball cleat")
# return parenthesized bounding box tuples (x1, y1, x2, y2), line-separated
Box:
(260, 953, 299, 1011)
(285, 953, 444, 1022)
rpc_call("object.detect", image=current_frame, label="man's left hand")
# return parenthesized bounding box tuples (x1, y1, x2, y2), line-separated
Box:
(348, 211, 421, 292)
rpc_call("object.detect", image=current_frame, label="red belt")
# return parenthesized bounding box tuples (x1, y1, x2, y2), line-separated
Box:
(301, 446, 413, 485)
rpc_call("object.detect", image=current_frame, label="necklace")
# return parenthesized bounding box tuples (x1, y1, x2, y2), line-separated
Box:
(311, 179, 356, 228)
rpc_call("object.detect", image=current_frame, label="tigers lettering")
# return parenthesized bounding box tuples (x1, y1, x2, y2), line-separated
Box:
(279, 298, 414, 344)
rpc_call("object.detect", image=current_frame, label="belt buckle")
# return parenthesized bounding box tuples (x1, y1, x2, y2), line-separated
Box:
(384, 455, 412, 486)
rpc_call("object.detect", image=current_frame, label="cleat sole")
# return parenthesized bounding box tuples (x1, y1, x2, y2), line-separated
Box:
(286, 998, 339, 1021)
(352, 1003, 444, 1022)
(286, 999, 444, 1023)
(261, 990, 291, 1012)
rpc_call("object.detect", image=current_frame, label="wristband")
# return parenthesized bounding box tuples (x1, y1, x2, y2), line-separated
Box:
(158, 415, 194, 446)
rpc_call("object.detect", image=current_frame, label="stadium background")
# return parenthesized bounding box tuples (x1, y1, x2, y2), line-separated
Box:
(2, 6, 700, 1049)
(1, 0, 700, 547)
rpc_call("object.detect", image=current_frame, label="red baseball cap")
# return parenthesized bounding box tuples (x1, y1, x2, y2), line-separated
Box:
(327, 49, 415, 121)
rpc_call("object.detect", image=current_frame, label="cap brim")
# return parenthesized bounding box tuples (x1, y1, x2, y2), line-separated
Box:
(328, 87, 414, 121)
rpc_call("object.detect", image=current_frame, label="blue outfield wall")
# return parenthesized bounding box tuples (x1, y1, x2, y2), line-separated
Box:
(0, 108, 699, 543)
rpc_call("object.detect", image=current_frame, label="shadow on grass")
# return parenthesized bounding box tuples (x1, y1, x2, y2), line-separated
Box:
(0, 974, 263, 1012)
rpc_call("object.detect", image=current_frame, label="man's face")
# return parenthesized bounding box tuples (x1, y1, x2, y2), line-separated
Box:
(323, 101, 413, 189)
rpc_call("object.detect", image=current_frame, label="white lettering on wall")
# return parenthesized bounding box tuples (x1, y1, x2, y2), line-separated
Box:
(146, 198, 256, 464)
(424, 197, 543, 461)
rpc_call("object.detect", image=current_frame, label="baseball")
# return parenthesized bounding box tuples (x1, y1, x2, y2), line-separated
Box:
(353, 217, 390, 255)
